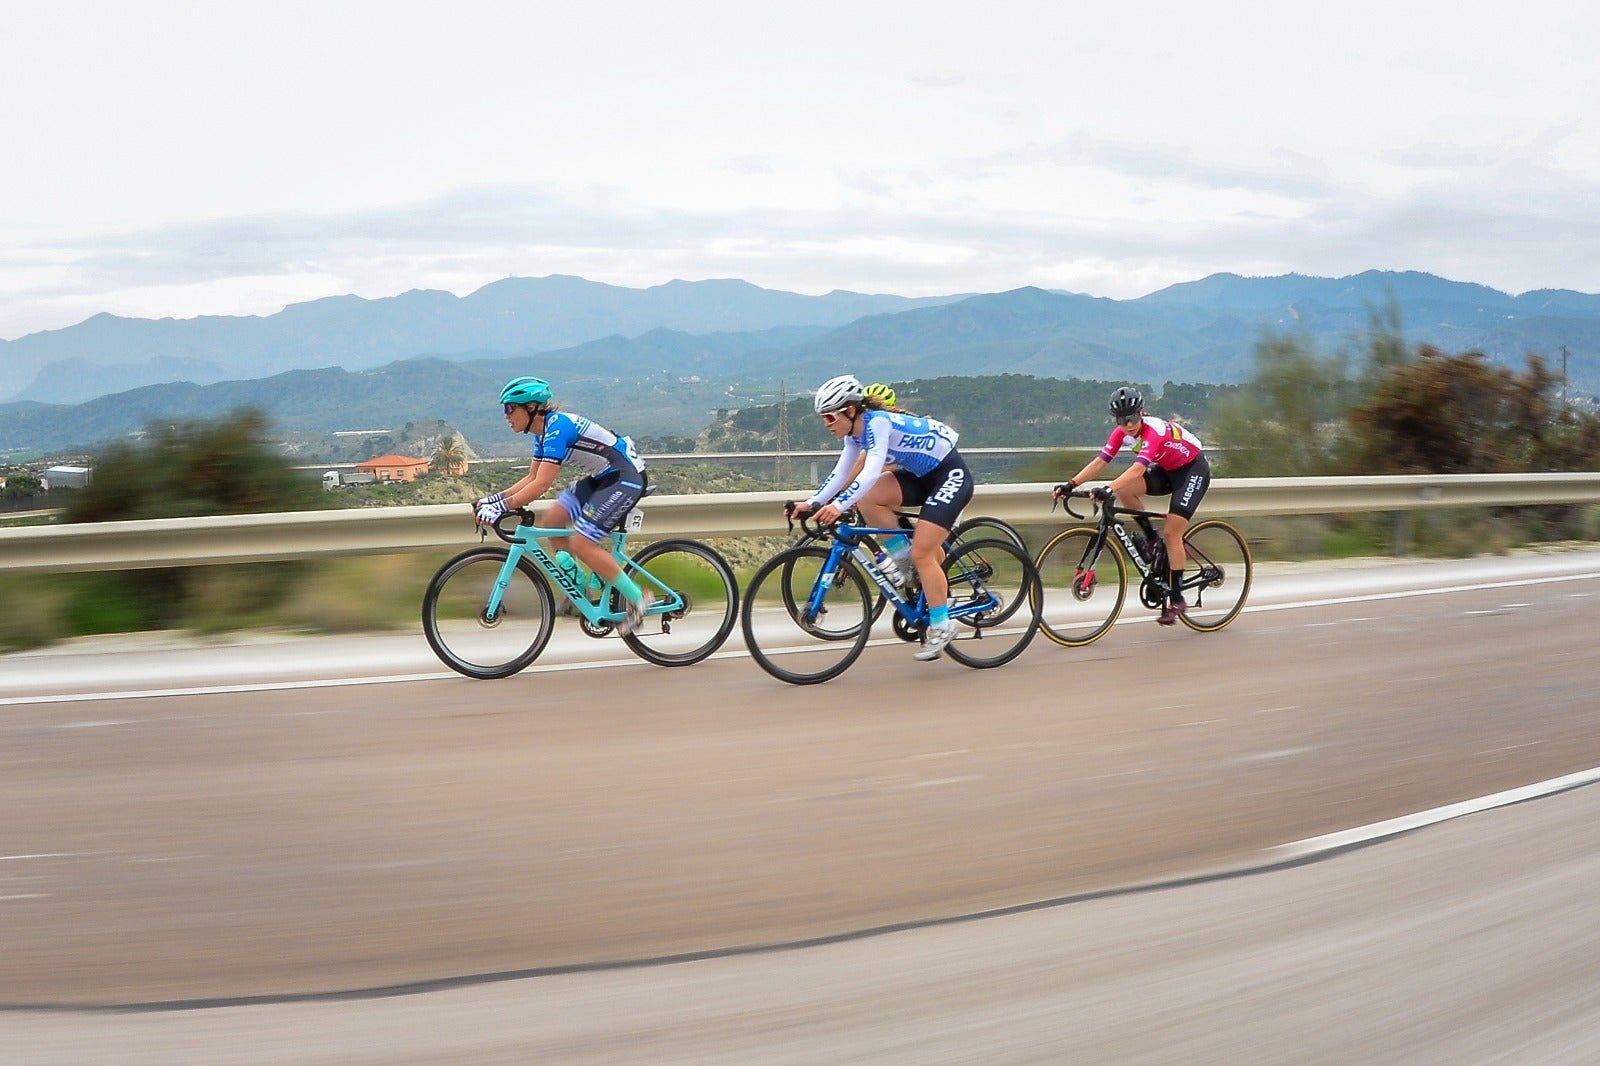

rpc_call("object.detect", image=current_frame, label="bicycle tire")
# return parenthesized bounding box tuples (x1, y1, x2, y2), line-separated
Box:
(941, 538, 1042, 669)
(742, 546, 874, 685)
(421, 546, 556, 679)
(1032, 525, 1127, 648)
(1176, 519, 1253, 632)
(949, 514, 1027, 552)
(619, 539, 740, 666)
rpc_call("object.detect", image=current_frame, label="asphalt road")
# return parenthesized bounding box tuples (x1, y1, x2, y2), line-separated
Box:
(2, 550, 1598, 1062)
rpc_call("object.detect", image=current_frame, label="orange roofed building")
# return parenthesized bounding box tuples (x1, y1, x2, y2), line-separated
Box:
(357, 455, 431, 482)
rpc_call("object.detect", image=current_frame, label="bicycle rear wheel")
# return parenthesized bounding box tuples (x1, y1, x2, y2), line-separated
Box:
(742, 546, 873, 685)
(949, 514, 1026, 552)
(1032, 526, 1127, 647)
(942, 538, 1042, 669)
(620, 539, 740, 666)
(1177, 519, 1253, 632)
(421, 547, 556, 679)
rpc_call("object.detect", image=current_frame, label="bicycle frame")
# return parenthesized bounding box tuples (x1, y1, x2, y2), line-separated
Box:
(1061, 495, 1213, 603)
(803, 520, 999, 628)
(485, 518, 678, 627)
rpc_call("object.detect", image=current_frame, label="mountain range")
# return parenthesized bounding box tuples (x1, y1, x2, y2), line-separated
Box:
(2, 270, 1596, 457)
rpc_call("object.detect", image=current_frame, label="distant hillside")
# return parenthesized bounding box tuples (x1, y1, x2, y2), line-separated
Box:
(0, 276, 961, 405)
(3, 269, 1597, 458)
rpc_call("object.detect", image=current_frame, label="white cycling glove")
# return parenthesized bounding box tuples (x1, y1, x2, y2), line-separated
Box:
(474, 493, 507, 525)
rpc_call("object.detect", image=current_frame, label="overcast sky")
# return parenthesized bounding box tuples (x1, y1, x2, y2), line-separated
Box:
(3, 0, 1598, 340)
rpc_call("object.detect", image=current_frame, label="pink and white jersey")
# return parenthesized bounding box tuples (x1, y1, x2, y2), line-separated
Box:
(1099, 416, 1204, 471)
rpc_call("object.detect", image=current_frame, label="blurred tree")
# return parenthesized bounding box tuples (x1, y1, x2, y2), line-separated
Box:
(3, 473, 43, 499)
(65, 408, 321, 523)
(1347, 349, 1597, 474)
(1208, 329, 1355, 475)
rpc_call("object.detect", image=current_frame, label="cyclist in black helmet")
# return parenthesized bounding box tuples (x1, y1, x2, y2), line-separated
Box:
(1052, 386, 1211, 626)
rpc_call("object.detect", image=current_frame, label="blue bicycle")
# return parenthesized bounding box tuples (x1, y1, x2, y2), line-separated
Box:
(740, 507, 1042, 685)
(422, 508, 738, 679)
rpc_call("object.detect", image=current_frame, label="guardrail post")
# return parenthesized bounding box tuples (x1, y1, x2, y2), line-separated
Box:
(1392, 510, 1413, 557)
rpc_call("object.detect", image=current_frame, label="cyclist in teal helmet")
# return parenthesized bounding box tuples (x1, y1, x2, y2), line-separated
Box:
(475, 376, 654, 634)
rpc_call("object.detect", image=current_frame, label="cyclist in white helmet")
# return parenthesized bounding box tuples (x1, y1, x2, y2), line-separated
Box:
(792, 374, 974, 661)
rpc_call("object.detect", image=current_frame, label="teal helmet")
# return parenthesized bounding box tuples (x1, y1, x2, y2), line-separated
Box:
(499, 376, 552, 408)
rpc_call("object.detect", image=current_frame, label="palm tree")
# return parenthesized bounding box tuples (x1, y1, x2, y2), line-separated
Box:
(431, 435, 467, 476)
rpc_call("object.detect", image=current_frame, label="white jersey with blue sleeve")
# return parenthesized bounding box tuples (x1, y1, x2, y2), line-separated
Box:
(810, 410, 959, 509)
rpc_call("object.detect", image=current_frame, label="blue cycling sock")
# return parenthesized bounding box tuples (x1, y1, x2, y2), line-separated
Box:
(885, 533, 911, 559)
(930, 604, 950, 628)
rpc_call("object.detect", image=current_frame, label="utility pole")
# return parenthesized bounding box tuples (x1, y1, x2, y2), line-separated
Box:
(774, 380, 791, 486)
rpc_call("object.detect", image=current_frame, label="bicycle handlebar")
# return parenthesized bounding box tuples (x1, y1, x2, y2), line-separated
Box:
(783, 500, 861, 541)
(1050, 484, 1109, 521)
(480, 508, 536, 544)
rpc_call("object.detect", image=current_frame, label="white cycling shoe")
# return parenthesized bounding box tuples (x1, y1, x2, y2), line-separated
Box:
(914, 622, 955, 661)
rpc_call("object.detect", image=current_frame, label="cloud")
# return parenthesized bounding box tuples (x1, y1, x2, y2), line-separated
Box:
(4, 151, 1600, 341)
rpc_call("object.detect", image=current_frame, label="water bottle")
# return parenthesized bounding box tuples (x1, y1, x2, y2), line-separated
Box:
(851, 544, 899, 590)
(874, 550, 906, 589)
(555, 550, 583, 593)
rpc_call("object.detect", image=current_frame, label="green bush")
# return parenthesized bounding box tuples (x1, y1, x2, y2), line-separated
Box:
(0, 577, 67, 650)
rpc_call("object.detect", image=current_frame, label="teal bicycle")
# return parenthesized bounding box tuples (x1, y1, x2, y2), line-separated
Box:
(422, 507, 739, 679)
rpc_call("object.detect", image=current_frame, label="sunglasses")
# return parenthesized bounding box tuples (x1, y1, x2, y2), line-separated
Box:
(821, 410, 852, 425)
(1119, 415, 1142, 428)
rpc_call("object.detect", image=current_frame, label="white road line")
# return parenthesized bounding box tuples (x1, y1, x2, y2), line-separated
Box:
(4, 570, 1596, 707)
(1265, 764, 1600, 861)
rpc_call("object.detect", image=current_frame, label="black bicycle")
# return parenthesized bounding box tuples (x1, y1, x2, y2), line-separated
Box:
(1031, 487, 1252, 646)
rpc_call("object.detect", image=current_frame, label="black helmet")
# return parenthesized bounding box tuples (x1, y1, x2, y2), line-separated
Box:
(1108, 386, 1143, 419)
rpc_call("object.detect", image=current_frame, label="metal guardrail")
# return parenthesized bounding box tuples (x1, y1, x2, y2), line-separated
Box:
(1, 474, 1598, 575)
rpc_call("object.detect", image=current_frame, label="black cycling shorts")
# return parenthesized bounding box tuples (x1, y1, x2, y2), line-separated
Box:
(561, 468, 646, 541)
(891, 451, 974, 530)
(1143, 454, 1210, 520)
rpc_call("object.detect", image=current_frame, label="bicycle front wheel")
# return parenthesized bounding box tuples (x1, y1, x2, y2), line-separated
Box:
(1033, 526, 1127, 647)
(742, 546, 873, 685)
(779, 553, 887, 639)
(942, 538, 1042, 669)
(421, 547, 556, 679)
(1178, 519, 1253, 632)
(620, 539, 739, 666)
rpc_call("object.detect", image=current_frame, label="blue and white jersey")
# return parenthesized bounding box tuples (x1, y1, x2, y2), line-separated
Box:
(533, 411, 645, 480)
(811, 410, 959, 509)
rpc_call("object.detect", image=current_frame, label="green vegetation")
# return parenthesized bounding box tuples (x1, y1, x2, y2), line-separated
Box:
(4, 335, 1596, 651)
(2, 472, 43, 500)
(713, 374, 1243, 451)
(66, 409, 322, 522)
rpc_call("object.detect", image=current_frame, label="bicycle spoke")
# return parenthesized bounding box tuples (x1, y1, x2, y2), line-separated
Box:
(1032, 526, 1126, 647)
(942, 538, 1041, 669)
(621, 539, 739, 666)
(421, 548, 555, 679)
(742, 546, 873, 685)
(1176, 519, 1253, 631)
